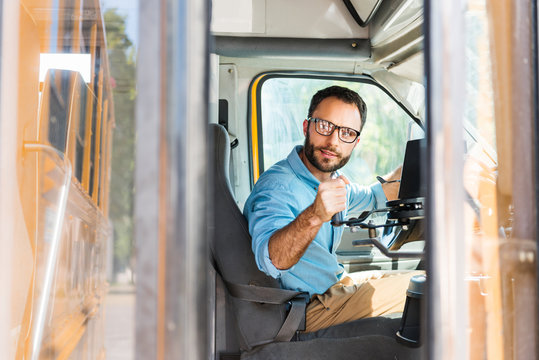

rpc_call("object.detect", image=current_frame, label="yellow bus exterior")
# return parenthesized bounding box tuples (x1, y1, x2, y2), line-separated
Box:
(4, 1, 114, 358)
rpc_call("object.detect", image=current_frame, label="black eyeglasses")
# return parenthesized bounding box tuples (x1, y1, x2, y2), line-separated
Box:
(308, 117, 361, 143)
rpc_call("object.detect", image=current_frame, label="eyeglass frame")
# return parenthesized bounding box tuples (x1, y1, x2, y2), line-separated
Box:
(307, 117, 361, 143)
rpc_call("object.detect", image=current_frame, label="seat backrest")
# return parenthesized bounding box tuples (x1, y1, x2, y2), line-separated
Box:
(209, 123, 289, 350)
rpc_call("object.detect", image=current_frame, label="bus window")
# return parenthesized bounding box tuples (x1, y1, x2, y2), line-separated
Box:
(98, 98, 109, 208)
(92, 68, 105, 203)
(81, 86, 96, 193)
(88, 102, 97, 198)
(75, 83, 88, 182)
(252, 76, 419, 186)
(43, 69, 72, 153)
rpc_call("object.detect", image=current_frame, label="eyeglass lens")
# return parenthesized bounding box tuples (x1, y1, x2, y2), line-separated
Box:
(314, 118, 358, 143)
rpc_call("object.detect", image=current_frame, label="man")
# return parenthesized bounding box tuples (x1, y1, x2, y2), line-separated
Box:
(244, 85, 420, 333)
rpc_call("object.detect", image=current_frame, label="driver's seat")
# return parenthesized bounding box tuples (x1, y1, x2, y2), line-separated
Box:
(209, 123, 420, 360)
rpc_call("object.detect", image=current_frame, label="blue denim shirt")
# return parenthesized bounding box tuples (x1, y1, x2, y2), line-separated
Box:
(243, 145, 387, 297)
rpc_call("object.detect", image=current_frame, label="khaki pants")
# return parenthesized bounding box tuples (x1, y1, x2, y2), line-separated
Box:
(305, 270, 423, 333)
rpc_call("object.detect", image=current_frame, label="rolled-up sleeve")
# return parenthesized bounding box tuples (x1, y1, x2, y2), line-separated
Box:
(244, 183, 299, 279)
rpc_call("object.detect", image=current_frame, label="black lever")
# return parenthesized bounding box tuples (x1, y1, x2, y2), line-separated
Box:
(333, 208, 392, 227)
(331, 212, 344, 227)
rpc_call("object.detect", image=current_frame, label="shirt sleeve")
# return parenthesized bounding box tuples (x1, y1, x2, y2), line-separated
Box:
(243, 181, 299, 279)
(347, 182, 387, 214)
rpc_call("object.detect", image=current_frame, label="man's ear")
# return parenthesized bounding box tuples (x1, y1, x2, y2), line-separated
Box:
(303, 119, 309, 136)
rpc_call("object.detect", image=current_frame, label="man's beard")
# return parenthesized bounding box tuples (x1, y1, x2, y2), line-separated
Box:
(303, 131, 352, 173)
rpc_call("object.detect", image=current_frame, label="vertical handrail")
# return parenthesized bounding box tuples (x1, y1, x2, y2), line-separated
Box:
(135, 0, 210, 358)
(24, 143, 72, 360)
(426, 0, 468, 358)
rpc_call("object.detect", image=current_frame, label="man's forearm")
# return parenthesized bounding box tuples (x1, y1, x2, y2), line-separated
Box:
(268, 205, 324, 270)
(268, 176, 347, 270)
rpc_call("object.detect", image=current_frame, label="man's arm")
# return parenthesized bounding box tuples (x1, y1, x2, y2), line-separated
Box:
(268, 177, 348, 270)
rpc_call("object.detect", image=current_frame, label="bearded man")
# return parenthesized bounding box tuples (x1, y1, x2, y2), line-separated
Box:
(244, 85, 420, 332)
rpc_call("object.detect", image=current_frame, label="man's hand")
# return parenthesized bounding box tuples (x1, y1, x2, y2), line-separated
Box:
(381, 166, 402, 201)
(268, 175, 350, 270)
(312, 176, 349, 223)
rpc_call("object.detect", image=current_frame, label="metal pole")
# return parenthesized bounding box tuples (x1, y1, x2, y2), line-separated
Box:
(134, 0, 161, 356)
(509, 0, 537, 357)
(135, 0, 209, 358)
(164, 0, 209, 358)
(425, 0, 468, 359)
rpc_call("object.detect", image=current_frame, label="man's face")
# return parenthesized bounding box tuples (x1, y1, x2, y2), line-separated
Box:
(303, 97, 362, 174)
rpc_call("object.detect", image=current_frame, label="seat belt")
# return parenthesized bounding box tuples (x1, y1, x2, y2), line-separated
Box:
(274, 297, 308, 342)
(223, 279, 310, 341)
(225, 280, 306, 304)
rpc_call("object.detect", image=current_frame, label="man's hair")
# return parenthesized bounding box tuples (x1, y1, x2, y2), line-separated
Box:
(307, 86, 367, 130)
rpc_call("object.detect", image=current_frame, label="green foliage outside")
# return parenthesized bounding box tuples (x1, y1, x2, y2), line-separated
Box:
(104, 9, 136, 282)
(260, 78, 412, 186)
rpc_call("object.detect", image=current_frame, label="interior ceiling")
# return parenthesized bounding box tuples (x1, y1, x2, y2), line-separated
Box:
(388, 52, 424, 84)
(212, 0, 424, 85)
(211, 0, 369, 39)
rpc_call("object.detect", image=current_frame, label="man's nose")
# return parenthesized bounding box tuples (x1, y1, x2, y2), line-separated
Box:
(326, 129, 341, 146)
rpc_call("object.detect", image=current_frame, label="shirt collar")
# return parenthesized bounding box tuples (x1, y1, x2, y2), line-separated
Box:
(287, 145, 334, 189)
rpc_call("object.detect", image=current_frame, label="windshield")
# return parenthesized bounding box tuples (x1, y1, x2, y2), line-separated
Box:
(259, 77, 423, 186)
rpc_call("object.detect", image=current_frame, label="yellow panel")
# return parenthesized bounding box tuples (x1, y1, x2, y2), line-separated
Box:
(82, 24, 98, 192)
(99, 100, 109, 209)
(81, 90, 95, 191)
(14, 4, 41, 357)
(20, 0, 53, 52)
(249, 74, 266, 183)
(71, 0, 82, 53)
(486, 0, 513, 196)
(92, 68, 104, 203)
(66, 74, 83, 173)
